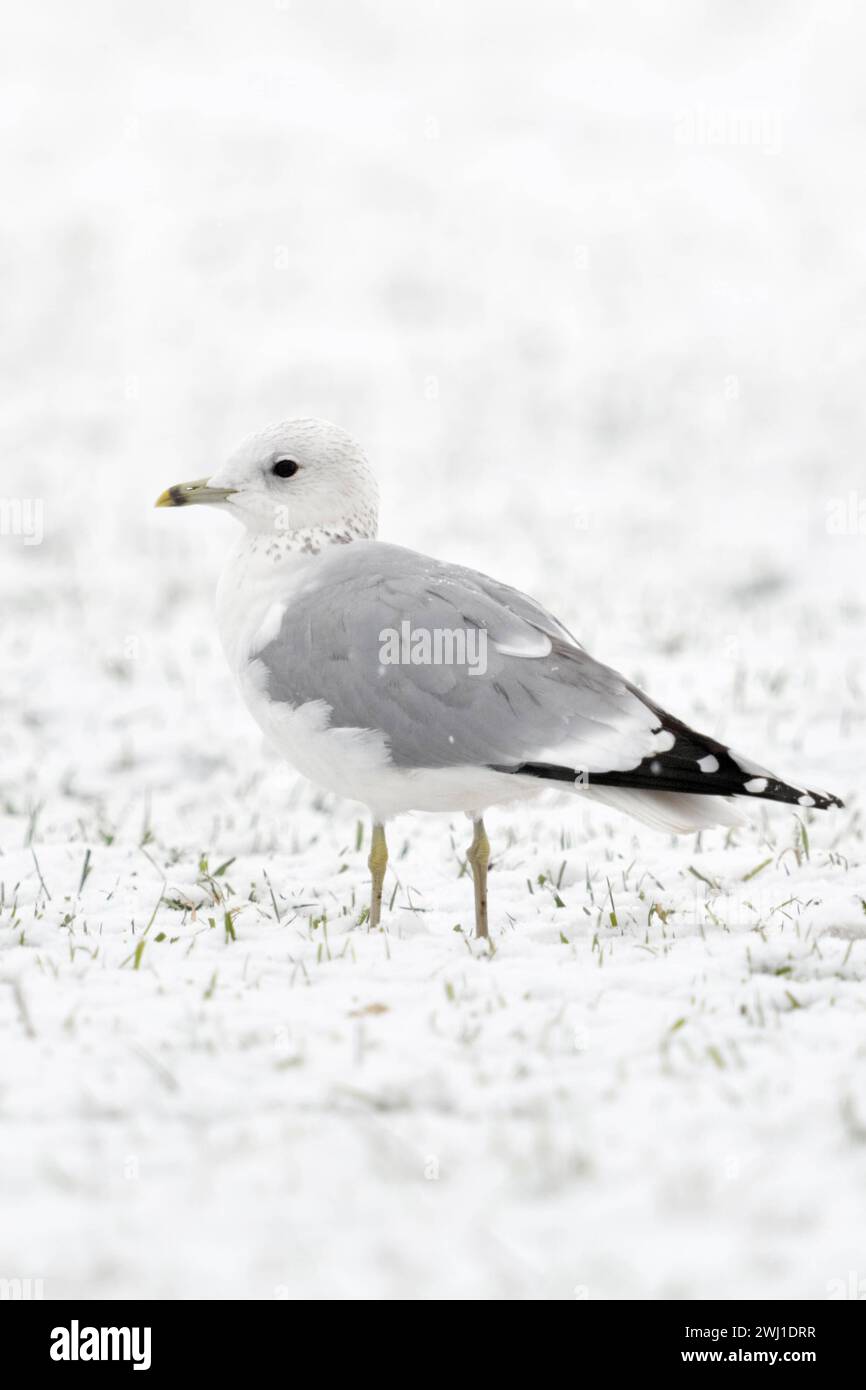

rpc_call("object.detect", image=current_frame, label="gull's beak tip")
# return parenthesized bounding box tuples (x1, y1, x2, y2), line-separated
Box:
(154, 479, 235, 510)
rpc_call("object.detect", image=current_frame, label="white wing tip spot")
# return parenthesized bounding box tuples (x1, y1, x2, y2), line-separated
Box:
(744, 777, 768, 794)
(697, 755, 719, 773)
(798, 793, 815, 807)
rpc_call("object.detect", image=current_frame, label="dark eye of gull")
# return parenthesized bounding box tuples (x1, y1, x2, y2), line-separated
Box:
(272, 459, 299, 479)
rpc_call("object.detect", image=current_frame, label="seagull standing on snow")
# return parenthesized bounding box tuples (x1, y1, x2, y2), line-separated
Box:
(157, 419, 842, 939)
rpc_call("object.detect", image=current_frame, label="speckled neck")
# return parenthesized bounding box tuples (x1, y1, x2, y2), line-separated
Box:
(243, 515, 377, 562)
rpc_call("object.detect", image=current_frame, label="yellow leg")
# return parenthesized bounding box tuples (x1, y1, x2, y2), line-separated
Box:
(368, 822, 388, 929)
(466, 817, 490, 939)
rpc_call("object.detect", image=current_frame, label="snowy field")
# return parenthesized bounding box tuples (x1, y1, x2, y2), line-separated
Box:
(1, 1, 865, 1300)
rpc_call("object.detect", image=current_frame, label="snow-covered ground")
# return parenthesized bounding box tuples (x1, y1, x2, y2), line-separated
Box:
(1, 1, 865, 1299)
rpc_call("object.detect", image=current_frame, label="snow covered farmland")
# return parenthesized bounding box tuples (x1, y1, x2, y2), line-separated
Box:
(1, 1, 865, 1300)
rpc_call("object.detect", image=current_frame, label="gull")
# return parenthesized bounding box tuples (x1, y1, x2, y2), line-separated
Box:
(156, 419, 843, 939)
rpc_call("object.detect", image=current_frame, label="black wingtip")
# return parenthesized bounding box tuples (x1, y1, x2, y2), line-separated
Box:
(801, 788, 844, 811)
(496, 760, 845, 811)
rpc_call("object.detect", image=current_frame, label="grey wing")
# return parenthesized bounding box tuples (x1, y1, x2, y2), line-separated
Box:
(253, 542, 668, 775)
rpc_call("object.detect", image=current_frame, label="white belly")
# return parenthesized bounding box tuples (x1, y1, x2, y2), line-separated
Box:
(240, 674, 537, 818)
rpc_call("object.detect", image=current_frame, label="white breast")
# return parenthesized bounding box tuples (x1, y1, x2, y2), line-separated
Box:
(214, 538, 396, 811)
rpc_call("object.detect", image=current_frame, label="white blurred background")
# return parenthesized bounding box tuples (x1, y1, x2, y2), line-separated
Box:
(1, 0, 865, 1302)
(3, 0, 864, 799)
